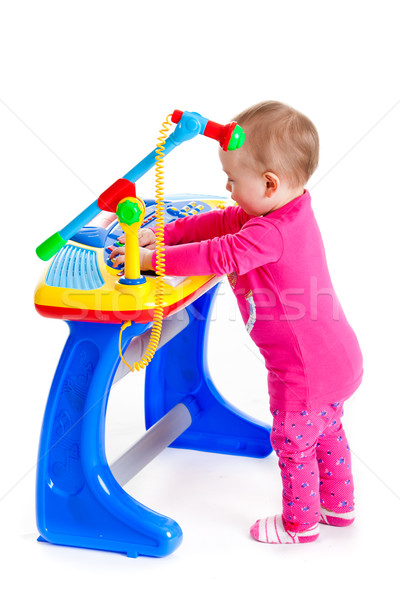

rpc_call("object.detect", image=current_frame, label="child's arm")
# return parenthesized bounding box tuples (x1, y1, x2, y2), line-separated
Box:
(151, 218, 283, 276)
(111, 218, 282, 273)
(161, 204, 249, 246)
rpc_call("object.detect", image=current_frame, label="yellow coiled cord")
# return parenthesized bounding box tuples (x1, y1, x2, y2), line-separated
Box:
(118, 115, 172, 372)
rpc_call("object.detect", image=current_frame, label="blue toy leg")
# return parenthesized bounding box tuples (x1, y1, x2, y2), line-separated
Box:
(36, 320, 183, 558)
(144, 285, 272, 458)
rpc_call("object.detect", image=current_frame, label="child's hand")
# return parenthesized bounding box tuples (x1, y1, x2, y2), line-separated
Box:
(109, 245, 154, 272)
(109, 245, 125, 268)
(110, 228, 156, 269)
(139, 247, 154, 271)
(138, 228, 156, 249)
(117, 229, 156, 248)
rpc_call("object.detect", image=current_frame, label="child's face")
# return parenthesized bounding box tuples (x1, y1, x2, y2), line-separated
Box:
(219, 149, 274, 217)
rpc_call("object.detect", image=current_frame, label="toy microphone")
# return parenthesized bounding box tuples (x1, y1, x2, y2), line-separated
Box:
(36, 110, 245, 261)
(171, 110, 245, 151)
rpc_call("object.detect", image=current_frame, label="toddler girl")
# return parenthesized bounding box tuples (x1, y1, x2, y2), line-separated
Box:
(110, 101, 363, 544)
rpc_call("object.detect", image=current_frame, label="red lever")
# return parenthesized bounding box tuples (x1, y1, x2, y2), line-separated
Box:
(98, 179, 137, 212)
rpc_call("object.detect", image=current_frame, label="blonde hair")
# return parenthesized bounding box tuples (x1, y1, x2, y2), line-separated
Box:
(233, 101, 319, 187)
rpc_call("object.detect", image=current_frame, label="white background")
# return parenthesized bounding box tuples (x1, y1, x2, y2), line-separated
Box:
(1, 0, 399, 597)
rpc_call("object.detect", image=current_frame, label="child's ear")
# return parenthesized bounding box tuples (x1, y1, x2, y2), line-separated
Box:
(263, 172, 279, 197)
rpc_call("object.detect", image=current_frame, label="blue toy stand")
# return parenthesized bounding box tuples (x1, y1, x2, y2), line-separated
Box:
(145, 285, 272, 458)
(36, 284, 272, 558)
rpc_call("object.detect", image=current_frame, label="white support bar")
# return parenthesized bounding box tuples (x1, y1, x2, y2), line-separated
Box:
(110, 403, 193, 486)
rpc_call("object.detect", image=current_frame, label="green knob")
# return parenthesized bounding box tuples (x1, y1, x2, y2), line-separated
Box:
(116, 199, 142, 225)
(228, 124, 245, 151)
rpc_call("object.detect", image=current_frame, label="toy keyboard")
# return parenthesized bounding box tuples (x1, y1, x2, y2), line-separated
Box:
(34, 195, 229, 324)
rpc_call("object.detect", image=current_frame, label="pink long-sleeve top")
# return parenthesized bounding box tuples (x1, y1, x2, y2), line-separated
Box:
(151, 190, 363, 411)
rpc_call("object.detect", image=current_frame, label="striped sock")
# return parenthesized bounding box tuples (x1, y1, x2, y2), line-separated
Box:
(250, 515, 319, 544)
(319, 507, 355, 527)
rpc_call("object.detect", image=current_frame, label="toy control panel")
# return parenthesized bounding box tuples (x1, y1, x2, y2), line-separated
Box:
(34, 195, 228, 325)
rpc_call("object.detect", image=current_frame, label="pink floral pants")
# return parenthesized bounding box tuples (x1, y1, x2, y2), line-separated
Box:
(270, 402, 355, 531)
